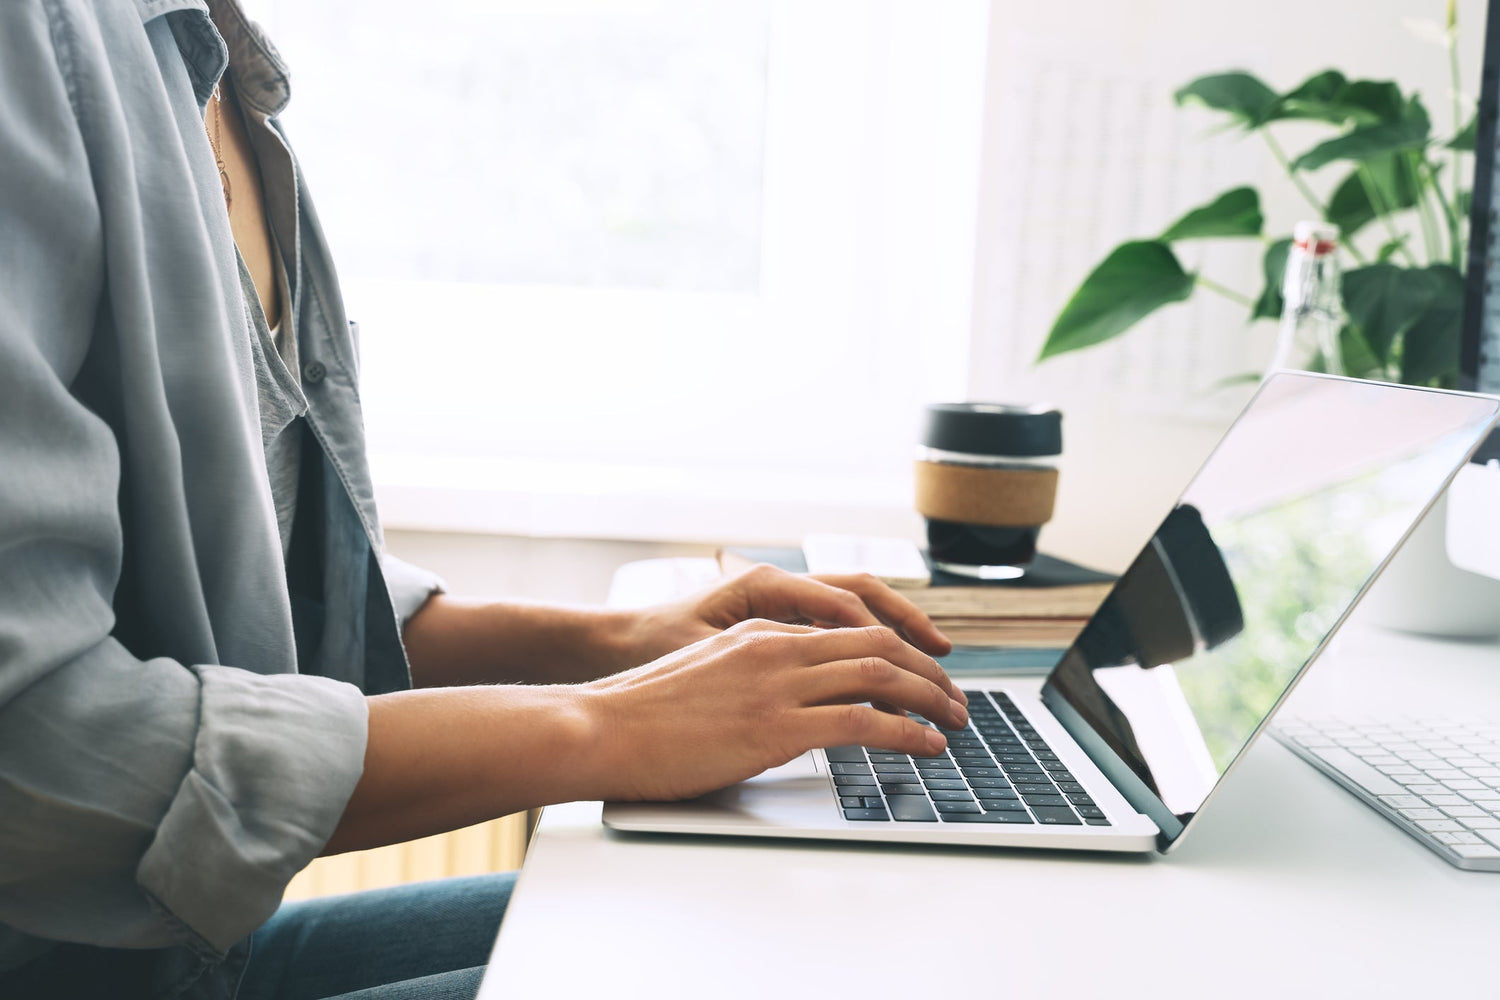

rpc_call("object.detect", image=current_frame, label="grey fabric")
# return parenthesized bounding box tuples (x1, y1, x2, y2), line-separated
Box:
(0, 0, 441, 996)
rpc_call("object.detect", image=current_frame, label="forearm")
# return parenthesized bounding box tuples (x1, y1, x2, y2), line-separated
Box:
(323, 684, 605, 855)
(402, 594, 644, 687)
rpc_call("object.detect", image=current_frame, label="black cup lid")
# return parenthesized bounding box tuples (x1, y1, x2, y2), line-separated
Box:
(922, 403, 1062, 457)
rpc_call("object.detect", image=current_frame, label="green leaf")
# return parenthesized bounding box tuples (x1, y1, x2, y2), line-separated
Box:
(1291, 98, 1430, 172)
(1159, 188, 1264, 242)
(1340, 81, 1407, 124)
(1038, 241, 1196, 361)
(1174, 72, 1279, 127)
(1264, 70, 1350, 124)
(1337, 324, 1387, 380)
(1251, 238, 1293, 321)
(1448, 113, 1477, 151)
(1376, 235, 1411, 262)
(1399, 265, 1465, 384)
(1325, 154, 1421, 237)
(1342, 263, 1444, 362)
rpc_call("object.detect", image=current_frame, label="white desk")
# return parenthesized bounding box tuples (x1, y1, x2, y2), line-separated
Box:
(479, 599, 1500, 999)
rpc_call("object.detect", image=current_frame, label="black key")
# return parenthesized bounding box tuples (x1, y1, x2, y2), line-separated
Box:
(1066, 792, 1095, 806)
(880, 782, 925, 796)
(918, 770, 959, 782)
(840, 795, 865, 808)
(873, 763, 917, 774)
(1013, 783, 1057, 796)
(833, 774, 877, 787)
(934, 800, 982, 814)
(1043, 760, 1073, 773)
(824, 746, 866, 763)
(980, 797, 1027, 811)
(1030, 805, 1082, 825)
(930, 789, 976, 802)
(844, 807, 890, 821)
(1055, 781, 1086, 794)
(867, 752, 912, 764)
(1032, 749, 1059, 761)
(830, 762, 872, 776)
(1002, 763, 1044, 776)
(967, 777, 1012, 789)
(860, 796, 887, 809)
(973, 786, 1018, 800)
(911, 754, 952, 764)
(1076, 804, 1106, 819)
(946, 738, 984, 750)
(961, 690, 985, 700)
(959, 766, 1003, 779)
(994, 753, 1034, 765)
(923, 779, 969, 791)
(942, 810, 1035, 824)
(1021, 794, 1068, 808)
(1084, 817, 1112, 826)
(951, 747, 992, 759)
(937, 727, 970, 737)
(887, 795, 938, 822)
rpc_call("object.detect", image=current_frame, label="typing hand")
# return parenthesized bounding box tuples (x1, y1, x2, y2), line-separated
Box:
(581, 619, 966, 802)
(630, 562, 954, 665)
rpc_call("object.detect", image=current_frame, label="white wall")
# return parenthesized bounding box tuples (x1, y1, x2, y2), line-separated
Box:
(972, 0, 1488, 570)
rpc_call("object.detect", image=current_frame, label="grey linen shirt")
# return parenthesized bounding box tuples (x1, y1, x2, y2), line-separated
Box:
(0, 0, 442, 996)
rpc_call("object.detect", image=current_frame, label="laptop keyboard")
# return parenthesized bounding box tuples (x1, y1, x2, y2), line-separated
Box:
(1273, 715, 1500, 871)
(827, 690, 1111, 827)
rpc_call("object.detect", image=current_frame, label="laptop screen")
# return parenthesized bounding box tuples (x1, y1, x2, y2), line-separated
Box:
(1040, 374, 1498, 850)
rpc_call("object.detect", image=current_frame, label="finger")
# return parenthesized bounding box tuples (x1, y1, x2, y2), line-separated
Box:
(731, 566, 884, 631)
(795, 703, 948, 757)
(797, 657, 965, 728)
(810, 573, 954, 658)
(796, 625, 965, 706)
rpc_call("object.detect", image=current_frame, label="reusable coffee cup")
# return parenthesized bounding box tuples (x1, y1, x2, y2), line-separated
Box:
(914, 403, 1063, 578)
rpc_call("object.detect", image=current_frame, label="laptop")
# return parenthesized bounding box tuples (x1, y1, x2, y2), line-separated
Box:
(604, 373, 1500, 854)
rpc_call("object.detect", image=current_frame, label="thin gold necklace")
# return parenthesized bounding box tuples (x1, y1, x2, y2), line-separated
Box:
(208, 85, 233, 210)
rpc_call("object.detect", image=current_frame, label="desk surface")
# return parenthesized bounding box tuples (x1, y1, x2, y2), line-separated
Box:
(479, 608, 1500, 1000)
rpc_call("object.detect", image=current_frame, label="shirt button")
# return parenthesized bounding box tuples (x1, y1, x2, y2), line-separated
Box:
(303, 360, 327, 384)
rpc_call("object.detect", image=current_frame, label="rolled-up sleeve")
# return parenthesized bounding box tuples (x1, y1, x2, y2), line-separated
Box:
(0, 0, 366, 958)
(380, 552, 446, 626)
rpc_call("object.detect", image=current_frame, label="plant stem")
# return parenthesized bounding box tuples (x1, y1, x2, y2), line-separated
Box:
(1357, 165, 1420, 266)
(1195, 274, 1255, 307)
(1263, 129, 1327, 218)
(1418, 153, 1463, 268)
(1450, 4, 1464, 228)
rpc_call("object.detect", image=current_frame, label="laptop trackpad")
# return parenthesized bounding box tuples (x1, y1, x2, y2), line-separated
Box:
(745, 752, 819, 783)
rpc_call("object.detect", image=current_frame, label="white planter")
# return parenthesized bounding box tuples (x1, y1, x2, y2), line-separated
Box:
(1358, 492, 1500, 639)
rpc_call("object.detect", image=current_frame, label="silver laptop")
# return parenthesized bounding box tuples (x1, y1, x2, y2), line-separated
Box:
(605, 373, 1500, 855)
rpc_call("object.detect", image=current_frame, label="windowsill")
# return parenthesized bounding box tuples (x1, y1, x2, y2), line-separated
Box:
(370, 452, 925, 546)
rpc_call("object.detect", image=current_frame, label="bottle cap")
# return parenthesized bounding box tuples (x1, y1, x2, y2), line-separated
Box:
(1293, 220, 1339, 257)
(921, 403, 1062, 458)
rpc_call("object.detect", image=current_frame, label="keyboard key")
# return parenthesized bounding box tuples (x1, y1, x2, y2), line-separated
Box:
(840, 796, 865, 808)
(930, 790, 976, 802)
(918, 769, 959, 781)
(1423, 794, 1466, 806)
(844, 808, 889, 821)
(980, 797, 1027, 811)
(830, 762, 873, 776)
(967, 777, 1012, 789)
(1075, 804, 1106, 819)
(973, 787, 1019, 801)
(868, 753, 911, 764)
(873, 763, 917, 774)
(881, 782, 925, 796)
(1379, 794, 1425, 809)
(1065, 792, 1095, 805)
(1013, 784, 1057, 796)
(1399, 807, 1443, 821)
(887, 795, 938, 822)
(1418, 819, 1463, 833)
(1030, 806, 1082, 825)
(1042, 761, 1073, 775)
(959, 767, 1003, 779)
(941, 810, 1034, 824)
(1084, 817, 1112, 826)
(1055, 781, 1086, 794)
(1021, 794, 1068, 808)
(923, 779, 969, 791)
(951, 747, 992, 758)
(824, 746, 866, 763)
(934, 800, 983, 814)
(833, 774, 877, 787)
(1461, 816, 1500, 829)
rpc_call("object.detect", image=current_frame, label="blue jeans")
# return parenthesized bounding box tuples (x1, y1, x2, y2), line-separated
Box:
(236, 873, 517, 1000)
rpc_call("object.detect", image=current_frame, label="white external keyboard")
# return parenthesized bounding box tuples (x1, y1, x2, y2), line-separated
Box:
(1272, 715, 1500, 872)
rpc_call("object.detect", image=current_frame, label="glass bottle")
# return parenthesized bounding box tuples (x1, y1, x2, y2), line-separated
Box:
(1268, 221, 1344, 376)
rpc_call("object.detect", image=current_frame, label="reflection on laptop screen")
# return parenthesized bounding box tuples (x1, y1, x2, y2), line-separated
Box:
(1042, 374, 1498, 842)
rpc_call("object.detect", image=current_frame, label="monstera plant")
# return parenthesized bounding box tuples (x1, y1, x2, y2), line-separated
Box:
(1037, 9, 1475, 388)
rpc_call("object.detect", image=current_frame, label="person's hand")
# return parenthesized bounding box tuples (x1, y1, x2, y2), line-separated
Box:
(580, 618, 967, 802)
(628, 563, 954, 666)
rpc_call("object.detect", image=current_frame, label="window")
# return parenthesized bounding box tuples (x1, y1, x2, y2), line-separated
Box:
(258, 1, 989, 540)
